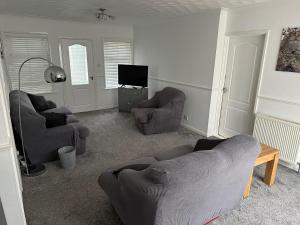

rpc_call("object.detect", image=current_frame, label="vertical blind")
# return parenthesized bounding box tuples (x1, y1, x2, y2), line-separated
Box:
(103, 41, 132, 88)
(2, 33, 52, 94)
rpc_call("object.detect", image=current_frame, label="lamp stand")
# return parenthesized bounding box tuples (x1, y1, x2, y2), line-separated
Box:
(22, 163, 46, 177)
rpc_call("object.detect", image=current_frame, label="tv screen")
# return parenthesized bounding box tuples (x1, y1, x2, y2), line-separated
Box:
(118, 65, 148, 87)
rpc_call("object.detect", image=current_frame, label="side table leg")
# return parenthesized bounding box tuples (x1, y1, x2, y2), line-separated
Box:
(264, 153, 279, 186)
(244, 171, 253, 199)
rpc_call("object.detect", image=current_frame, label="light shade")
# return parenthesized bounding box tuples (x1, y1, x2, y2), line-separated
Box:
(44, 65, 67, 83)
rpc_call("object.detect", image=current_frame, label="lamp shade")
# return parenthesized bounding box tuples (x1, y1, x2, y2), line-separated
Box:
(44, 65, 67, 83)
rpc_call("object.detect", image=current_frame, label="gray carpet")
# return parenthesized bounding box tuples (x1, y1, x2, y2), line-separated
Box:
(22, 109, 300, 225)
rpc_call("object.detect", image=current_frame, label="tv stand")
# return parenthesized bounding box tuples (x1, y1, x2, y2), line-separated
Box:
(118, 87, 148, 113)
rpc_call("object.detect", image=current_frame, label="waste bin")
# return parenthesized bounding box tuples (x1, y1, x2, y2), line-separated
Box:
(58, 146, 76, 169)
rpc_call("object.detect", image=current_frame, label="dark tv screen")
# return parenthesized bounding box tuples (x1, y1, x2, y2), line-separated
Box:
(118, 65, 148, 87)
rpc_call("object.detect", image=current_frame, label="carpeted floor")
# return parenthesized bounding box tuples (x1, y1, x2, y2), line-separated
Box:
(22, 109, 300, 225)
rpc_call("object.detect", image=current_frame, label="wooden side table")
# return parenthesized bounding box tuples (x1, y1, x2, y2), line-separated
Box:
(243, 144, 280, 198)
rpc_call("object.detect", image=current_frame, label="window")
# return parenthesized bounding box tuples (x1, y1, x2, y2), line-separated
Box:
(68, 44, 89, 85)
(2, 33, 52, 94)
(103, 41, 132, 88)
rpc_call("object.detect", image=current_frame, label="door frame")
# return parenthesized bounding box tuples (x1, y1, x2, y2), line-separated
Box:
(216, 29, 270, 138)
(59, 37, 97, 112)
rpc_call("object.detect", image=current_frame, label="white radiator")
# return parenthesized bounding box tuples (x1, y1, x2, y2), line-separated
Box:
(253, 113, 300, 167)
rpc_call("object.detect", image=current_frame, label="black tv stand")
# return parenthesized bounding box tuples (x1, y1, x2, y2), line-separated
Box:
(118, 86, 148, 113)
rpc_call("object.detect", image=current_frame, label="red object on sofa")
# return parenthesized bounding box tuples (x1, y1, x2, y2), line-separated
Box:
(203, 217, 219, 225)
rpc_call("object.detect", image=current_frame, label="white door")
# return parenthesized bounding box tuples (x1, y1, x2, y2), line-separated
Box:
(219, 34, 265, 137)
(61, 39, 95, 113)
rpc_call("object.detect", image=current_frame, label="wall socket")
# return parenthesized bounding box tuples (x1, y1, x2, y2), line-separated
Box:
(183, 115, 189, 121)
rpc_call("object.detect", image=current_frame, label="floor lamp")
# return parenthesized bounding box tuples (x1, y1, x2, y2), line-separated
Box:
(18, 57, 67, 176)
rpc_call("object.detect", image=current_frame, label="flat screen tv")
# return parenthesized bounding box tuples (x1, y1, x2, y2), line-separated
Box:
(118, 64, 148, 87)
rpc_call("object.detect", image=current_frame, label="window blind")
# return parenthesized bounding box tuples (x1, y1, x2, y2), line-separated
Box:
(2, 33, 52, 94)
(103, 41, 132, 89)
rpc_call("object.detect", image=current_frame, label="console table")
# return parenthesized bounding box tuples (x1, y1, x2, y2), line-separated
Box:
(118, 87, 148, 113)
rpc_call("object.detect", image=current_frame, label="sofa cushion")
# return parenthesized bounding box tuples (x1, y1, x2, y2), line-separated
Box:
(154, 145, 194, 161)
(28, 94, 51, 112)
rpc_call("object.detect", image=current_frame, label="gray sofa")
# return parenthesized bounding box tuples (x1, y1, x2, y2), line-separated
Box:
(131, 87, 186, 135)
(9, 90, 89, 165)
(99, 135, 260, 225)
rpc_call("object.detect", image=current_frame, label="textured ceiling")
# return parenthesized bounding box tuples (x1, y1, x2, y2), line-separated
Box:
(0, 0, 272, 23)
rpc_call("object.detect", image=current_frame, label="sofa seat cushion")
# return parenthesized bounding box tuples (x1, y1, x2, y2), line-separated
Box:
(132, 108, 155, 124)
(43, 106, 72, 115)
(154, 145, 194, 161)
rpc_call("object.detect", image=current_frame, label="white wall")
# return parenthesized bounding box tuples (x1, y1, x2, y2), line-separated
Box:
(0, 14, 133, 110)
(134, 10, 222, 135)
(227, 0, 300, 124)
(0, 57, 27, 225)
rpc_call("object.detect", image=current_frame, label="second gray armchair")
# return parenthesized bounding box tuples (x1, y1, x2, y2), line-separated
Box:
(131, 87, 186, 135)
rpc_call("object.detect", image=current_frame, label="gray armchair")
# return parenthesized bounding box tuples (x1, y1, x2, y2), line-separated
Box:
(9, 90, 89, 165)
(131, 87, 186, 135)
(99, 135, 260, 225)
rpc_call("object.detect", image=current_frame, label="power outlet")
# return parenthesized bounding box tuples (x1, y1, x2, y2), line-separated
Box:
(183, 115, 189, 121)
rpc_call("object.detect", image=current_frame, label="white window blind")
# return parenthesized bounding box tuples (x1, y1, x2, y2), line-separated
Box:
(103, 41, 132, 88)
(2, 33, 52, 94)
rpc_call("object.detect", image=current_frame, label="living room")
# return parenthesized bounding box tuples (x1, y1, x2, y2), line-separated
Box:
(0, 0, 299, 225)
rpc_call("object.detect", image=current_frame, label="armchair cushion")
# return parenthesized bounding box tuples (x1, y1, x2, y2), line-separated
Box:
(28, 93, 52, 112)
(42, 106, 72, 115)
(41, 112, 67, 128)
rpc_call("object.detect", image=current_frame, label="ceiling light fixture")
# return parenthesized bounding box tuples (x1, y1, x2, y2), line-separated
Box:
(96, 8, 115, 22)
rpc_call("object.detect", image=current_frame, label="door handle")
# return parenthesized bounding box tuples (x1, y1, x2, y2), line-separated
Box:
(90, 76, 94, 81)
(223, 87, 229, 93)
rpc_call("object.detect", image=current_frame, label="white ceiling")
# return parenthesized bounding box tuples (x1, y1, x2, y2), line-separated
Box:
(0, 0, 272, 23)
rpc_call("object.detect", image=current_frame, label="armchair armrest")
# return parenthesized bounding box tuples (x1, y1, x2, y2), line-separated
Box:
(137, 96, 158, 108)
(132, 108, 155, 124)
(44, 124, 75, 146)
(151, 107, 173, 122)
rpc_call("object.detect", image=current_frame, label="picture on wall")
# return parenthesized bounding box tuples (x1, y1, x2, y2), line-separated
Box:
(276, 27, 300, 73)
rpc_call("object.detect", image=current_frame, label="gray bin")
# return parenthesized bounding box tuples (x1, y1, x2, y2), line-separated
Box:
(58, 146, 76, 169)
